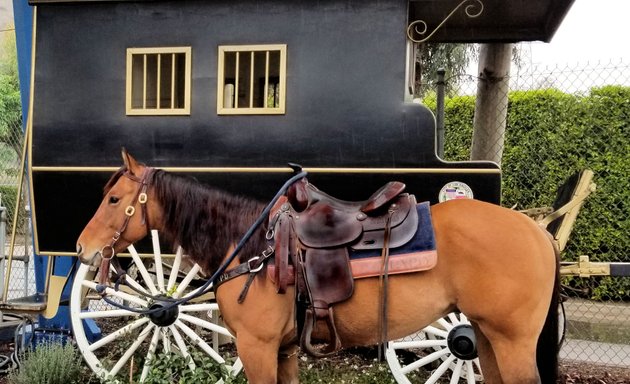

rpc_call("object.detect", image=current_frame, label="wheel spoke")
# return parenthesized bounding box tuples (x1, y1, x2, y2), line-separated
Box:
(179, 302, 219, 313)
(151, 230, 166, 292)
(121, 272, 151, 296)
(173, 264, 202, 298)
(390, 339, 447, 350)
(425, 354, 456, 384)
(88, 317, 150, 352)
(401, 347, 450, 374)
(178, 313, 233, 337)
(174, 319, 225, 364)
(449, 358, 465, 384)
(169, 325, 196, 371)
(110, 323, 155, 377)
(436, 317, 453, 331)
(79, 308, 140, 319)
(423, 325, 449, 339)
(447, 312, 461, 326)
(466, 360, 477, 384)
(82, 280, 148, 307)
(167, 247, 184, 292)
(140, 326, 162, 382)
(128, 244, 159, 295)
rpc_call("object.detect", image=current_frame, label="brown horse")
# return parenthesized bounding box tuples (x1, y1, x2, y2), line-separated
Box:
(76, 150, 560, 384)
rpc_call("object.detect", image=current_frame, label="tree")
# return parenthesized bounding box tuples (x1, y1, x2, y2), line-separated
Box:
(415, 43, 477, 97)
(0, 26, 23, 160)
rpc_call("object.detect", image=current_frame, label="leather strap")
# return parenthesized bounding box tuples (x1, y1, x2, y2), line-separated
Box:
(98, 167, 154, 286)
(378, 209, 394, 360)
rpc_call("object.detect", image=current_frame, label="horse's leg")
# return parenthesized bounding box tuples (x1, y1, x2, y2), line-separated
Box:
(471, 321, 502, 384)
(475, 320, 541, 384)
(277, 345, 300, 384)
(234, 331, 281, 383)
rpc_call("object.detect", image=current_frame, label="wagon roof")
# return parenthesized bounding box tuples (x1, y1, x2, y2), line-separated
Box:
(29, 0, 574, 43)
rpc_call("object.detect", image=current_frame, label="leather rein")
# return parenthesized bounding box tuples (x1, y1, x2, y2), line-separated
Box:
(98, 167, 154, 286)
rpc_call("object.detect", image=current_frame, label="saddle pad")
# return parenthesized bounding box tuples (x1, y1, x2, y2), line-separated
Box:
(267, 201, 437, 282)
(349, 201, 437, 279)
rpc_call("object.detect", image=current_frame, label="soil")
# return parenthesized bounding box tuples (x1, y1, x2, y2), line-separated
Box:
(0, 340, 628, 383)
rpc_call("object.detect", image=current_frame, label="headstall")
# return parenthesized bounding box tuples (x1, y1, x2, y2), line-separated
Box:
(98, 167, 154, 285)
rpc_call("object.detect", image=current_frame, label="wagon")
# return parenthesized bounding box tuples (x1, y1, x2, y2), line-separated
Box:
(4, 0, 591, 383)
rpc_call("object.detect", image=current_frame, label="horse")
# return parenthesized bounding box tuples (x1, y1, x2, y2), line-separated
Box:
(76, 150, 560, 384)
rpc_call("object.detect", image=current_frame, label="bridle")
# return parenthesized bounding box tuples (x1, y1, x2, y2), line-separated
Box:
(98, 166, 154, 285)
(94, 165, 308, 316)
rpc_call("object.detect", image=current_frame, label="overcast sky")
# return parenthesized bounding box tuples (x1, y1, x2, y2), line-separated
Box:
(523, 0, 630, 66)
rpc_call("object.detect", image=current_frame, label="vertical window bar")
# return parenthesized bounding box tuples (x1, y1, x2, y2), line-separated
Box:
(249, 52, 255, 108)
(171, 53, 176, 109)
(142, 54, 147, 109)
(264, 51, 270, 109)
(234, 52, 240, 109)
(156, 53, 161, 109)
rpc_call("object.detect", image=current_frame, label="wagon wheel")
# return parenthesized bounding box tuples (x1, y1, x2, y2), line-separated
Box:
(70, 230, 242, 383)
(386, 312, 483, 384)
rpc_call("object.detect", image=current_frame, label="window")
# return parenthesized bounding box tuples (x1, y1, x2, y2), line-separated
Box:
(126, 47, 192, 115)
(217, 44, 287, 115)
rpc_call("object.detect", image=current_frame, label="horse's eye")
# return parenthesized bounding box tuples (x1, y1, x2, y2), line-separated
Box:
(109, 196, 120, 204)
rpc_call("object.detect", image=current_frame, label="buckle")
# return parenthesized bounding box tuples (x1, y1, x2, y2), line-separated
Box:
(247, 256, 264, 273)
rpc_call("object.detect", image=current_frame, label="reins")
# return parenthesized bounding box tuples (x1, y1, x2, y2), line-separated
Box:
(95, 167, 308, 316)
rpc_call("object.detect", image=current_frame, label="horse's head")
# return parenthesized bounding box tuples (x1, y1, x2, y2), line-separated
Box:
(76, 149, 161, 267)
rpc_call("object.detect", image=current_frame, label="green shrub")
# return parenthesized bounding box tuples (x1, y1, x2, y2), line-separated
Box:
(140, 350, 245, 384)
(424, 86, 630, 300)
(7, 342, 85, 384)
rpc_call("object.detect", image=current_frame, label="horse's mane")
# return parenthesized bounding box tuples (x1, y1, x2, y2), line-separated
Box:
(149, 169, 268, 274)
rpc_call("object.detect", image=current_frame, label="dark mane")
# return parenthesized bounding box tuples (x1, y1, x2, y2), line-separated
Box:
(103, 166, 127, 195)
(149, 169, 268, 274)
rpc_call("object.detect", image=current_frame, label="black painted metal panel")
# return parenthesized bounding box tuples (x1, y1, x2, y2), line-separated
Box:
(30, 0, 501, 254)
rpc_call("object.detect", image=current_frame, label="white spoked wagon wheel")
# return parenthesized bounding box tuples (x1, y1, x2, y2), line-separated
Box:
(386, 312, 483, 384)
(70, 230, 242, 383)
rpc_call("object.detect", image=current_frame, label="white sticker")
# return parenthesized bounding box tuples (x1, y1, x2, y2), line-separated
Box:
(438, 181, 474, 202)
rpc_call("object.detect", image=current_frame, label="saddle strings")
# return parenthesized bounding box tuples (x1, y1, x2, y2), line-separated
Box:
(378, 208, 394, 361)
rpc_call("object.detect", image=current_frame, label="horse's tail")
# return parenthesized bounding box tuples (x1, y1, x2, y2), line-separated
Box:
(536, 238, 561, 383)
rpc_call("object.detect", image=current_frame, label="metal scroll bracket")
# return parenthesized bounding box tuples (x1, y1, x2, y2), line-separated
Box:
(407, 0, 484, 43)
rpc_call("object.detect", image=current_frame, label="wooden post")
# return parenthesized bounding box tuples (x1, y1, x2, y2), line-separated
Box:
(471, 43, 513, 164)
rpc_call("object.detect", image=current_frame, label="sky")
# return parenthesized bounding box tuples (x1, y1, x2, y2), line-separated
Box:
(520, 0, 630, 66)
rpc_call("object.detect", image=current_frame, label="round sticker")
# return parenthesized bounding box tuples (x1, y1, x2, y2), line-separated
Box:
(438, 181, 474, 202)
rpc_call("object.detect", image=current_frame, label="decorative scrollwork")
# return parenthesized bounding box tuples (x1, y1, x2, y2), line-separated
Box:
(407, 0, 484, 43)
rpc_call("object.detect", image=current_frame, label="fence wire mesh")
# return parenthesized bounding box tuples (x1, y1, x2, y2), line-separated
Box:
(419, 59, 630, 367)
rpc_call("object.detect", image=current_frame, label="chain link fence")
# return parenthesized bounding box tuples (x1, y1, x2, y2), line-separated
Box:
(419, 59, 630, 367)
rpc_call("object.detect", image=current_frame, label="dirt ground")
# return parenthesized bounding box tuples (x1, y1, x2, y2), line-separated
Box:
(0, 339, 628, 383)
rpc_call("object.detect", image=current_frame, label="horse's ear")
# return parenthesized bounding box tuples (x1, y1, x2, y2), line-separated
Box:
(121, 148, 142, 175)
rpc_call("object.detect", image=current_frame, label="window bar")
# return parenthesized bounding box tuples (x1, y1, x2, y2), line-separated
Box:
(249, 52, 255, 108)
(234, 52, 240, 109)
(264, 51, 270, 109)
(171, 54, 175, 109)
(142, 54, 147, 109)
(156, 54, 161, 109)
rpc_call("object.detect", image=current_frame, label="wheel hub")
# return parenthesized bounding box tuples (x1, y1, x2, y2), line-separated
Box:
(447, 324, 478, 360)
(148, 298, 179, 327)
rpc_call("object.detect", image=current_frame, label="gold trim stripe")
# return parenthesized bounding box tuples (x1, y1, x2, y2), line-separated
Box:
(31, 166, 500, 174)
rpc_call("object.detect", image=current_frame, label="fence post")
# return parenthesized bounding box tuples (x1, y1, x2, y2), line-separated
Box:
(436, 68, 446, 158)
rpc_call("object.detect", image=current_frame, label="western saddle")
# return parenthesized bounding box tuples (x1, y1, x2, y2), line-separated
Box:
(273, 177, 419, 356)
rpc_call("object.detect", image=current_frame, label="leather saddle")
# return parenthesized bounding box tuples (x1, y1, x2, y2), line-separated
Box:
(273, 177, 419, 357)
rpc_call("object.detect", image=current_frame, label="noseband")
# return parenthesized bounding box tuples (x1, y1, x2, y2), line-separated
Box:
(99, 167, 154, 285)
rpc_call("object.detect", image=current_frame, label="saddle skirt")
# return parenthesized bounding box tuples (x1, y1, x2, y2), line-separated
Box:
(267, 201, 437, 282)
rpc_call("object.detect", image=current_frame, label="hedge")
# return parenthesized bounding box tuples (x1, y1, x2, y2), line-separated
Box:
(424, 86, 629, 300)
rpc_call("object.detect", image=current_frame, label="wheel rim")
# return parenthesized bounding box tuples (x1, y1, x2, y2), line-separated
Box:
(386, 312, 483, 384)
(70, 230, 242, 383)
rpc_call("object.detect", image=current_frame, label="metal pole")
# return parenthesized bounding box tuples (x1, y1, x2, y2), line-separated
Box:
(436, 68, 446, 158)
